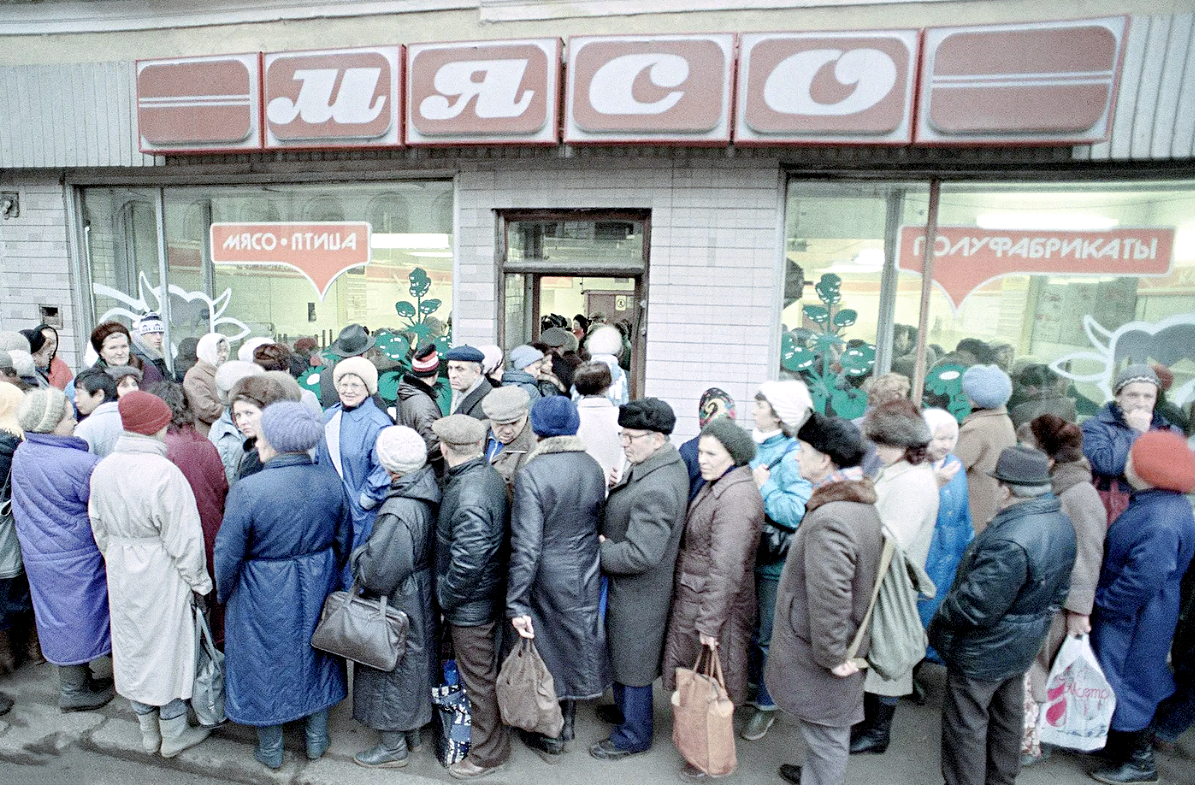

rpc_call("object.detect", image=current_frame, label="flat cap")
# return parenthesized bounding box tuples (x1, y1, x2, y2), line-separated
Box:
(540, 327, 579, 352)
(432, 414, 487, 447)
(444, 345, 485, 364)
(482, 385, 530, 424)
(618, 398, 676, 435)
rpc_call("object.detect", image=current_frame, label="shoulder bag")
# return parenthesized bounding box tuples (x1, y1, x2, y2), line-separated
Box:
(311, 582, 409, 672)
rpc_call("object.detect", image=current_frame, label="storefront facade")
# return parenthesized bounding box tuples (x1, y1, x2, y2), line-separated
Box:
(2, 0, 1193, 438)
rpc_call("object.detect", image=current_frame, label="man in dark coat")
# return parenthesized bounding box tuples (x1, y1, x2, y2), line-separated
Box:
(930, 446, 1076, 785)
(397, 343, 445, 475)
(482, 385, 536, 499)
(432, 414, 510, 780)
(446, 346, 493, 420)
(590, 398, 688, 761)
(508, 396, 610, 760)
(765, 414, 882, 785)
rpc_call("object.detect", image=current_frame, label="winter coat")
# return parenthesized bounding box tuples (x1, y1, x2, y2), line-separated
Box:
(318, 398, 393, 586)
(765, 477, 884, 728)
(919, 455, 973, 660)
(350, 466, 440, 732)
(0, 432, 19, 581)
(215, 453, 350, 726)
(89, 433, 213, 706)
(487, 421, 537, 498)
(48, 356, 73, 391)
(10, 433, 111, 665)
(452, 378, 493, 420)
(183, 361, 222, 437)
(397, 376, 445, 472)
(749, 432, 813, 578)
(506, 436, 610, 700)
(1082, 402, 1178, 500)
(662, 465, 764, 704)
(600, 443, 688, 686)
(1092, 488, 1195, 731)
(131, 339, 167, 388)
(575, 396, 624, 484)
(1028, 458, 1107, 701)
(435, 456, 509, 627)
(955, 406, 1016, 533)
(74, 401, 122, 458)
(866, 459, 939, 696)
(929, 494, 1075, 683)
(499, 370, 543, 405)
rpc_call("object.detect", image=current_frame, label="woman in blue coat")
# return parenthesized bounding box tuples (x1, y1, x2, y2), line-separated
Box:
(316, 357, 392, 588)
(10, 387, 114, 712)
(215, 402, 351, 770)
(1090, 430, 1195, 785)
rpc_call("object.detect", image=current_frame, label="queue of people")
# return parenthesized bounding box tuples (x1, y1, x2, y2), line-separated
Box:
(0, 320, 1193, 785)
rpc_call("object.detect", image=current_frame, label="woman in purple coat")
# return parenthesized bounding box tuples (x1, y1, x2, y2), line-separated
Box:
(11, 388, 114, 711)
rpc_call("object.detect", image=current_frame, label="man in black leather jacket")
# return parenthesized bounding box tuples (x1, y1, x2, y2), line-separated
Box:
(930, 446, 1076, 785)
(432, 414, 510, 780)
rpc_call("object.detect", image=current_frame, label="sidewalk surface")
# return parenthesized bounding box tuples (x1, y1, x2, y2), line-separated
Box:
(0, 658, 1191, 785)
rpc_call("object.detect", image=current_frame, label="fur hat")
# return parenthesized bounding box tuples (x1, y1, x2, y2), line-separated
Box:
(432, 414, 487, 447)
(215, 360, 263, 405)
(618, 398, 676, 435)
(863, 399, 931, 448)
(375, 426, 428, 476)
(89, 322, 130, 354)
(0, 382, 23, 437)
(1029, 414, 1085, 464)
(261, 401, 323, 453)
(758, 380, 814, 430)
(238, 336, 274, 364)
(586, 325, 623, 358)
(797, 413, 865, 469)
(961, 364, 1012, 410)
(540, 327, 579, 352)
(0, 350, 13, 372)
(700, 418, 757, 467)
(698, 388, 736, 429)
(482, 385, 530, 424)
(1114, 364, 1160, 396)
(530, 396, 580, 437)
(261, 371, 304, 403)
(333, 356, 379, 396)
(509, 345, 543, 371)
(19, 327, 46, 354)
(118, 390, 172, 436)
(9, 350, 36, 379)
(230, 375, 291, 410)
(1130, 431, 1195, 494)
(18, 387, 68, 434)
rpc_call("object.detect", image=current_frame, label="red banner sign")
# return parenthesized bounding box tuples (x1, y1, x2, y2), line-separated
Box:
(210, 222, 372, 299)
(897, 225, 1175, 311)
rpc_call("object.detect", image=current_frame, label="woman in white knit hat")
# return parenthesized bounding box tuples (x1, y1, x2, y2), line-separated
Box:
(349, 426, 441, 768)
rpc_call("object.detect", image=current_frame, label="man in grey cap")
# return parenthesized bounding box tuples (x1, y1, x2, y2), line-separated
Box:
(481, 386, 535, 498)
(445, 346, 492, 420)
(930, 446, 1076, 785)
(431, 414, 510, 780)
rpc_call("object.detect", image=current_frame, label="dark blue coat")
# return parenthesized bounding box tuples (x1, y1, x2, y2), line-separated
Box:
(1092, 488, 1195, 731)
(1082, 403, 1177, 497)
(11, 433, 111, 666)
(919, 454, 973, 662)
(215, 453, 351, 726)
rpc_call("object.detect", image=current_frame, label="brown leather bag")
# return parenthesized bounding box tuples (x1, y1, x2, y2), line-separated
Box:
(496, 638, 564, 737)
(671, 644, 737, 777)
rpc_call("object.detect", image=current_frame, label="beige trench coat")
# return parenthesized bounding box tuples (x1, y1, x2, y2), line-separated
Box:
(955, 407, 1017, 533)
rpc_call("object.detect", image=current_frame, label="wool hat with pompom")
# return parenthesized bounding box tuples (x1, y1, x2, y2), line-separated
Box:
(118, 390, 172, 436)
(261, 401, 324, 453)
(1130, 430, 1195, 494)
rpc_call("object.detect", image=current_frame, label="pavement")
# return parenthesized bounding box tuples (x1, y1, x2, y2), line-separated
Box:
(0, 657, 1193, 785)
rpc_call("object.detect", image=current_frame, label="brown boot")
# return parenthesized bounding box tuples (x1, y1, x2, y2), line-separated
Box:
(24, 624, 44, 666)
(0, 630, 15, 675)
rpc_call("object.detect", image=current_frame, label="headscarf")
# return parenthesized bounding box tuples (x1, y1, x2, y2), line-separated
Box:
(196, 333, 228, 368)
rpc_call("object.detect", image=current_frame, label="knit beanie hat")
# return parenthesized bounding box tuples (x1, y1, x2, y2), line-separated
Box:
(118, 390, 172, 436)
(618, 398, 676, 435)
(530, 395, 580, 437)
(758, 379, 814, 430)
(700, 418, 757, 467)
(0, 331, 31, 353)
(509, 345, 543, 371)
(215, 360, 263, 405)
(410, 343, 440, 377)
(586, 325, 623, 358)
(375, 425, 428, 476)
(136, 312, 166, 335)
(0, 382, 23, 437)
(333, 356, 379, 396)
(1114, 364, 1160, 396)
(863, 399, 932, 448)
(17, 387, 68, 434)
(478, 345, 504, 375)
(261, 401, 324, 453)
(961, 364, 1013, 410)
(698, 388, 736, 429)
(797, 413, 866, 469)
(1130, 431, 1195, 494)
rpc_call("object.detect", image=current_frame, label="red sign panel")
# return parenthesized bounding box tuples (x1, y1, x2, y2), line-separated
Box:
(916, 17, 1127, 144)
(264, 47, 401, 148)
(565, 35, 735, 144)
(210, 222, 372, 300)
(137, 54, 262, 153)
(407, 39, 561, 145)
(896, 225, 1175, 311)
(735, 31, 918, 145)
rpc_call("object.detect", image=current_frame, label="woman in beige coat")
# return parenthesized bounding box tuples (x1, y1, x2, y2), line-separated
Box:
(183, 334, 228, 437)
(89, 391, 213, 759)
(955, 365, 1016, 533)
(851, 399, 939, 755)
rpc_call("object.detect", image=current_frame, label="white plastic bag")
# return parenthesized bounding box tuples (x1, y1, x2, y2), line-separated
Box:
(1037, 634, 1115, 751)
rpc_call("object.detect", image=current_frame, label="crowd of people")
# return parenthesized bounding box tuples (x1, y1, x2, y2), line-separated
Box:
(0, 317, 1194, 785)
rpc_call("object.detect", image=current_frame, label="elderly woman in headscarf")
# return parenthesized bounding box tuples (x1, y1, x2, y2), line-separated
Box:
(317, 357, 393, 587)
(216, 402, 350, 769)
(350, 426, 441, 768)
(850, 399, 938, 756)
(185, 333, 230, 437)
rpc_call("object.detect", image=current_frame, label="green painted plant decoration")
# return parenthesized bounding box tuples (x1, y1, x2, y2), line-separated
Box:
(395, 267, 443, 345)
(925, 364, 972, 423)
(780, 273, 875, 419)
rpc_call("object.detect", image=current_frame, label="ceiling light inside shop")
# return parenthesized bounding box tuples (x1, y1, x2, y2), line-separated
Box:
(370, 233, 452, 249)
(826, 248, 885, 274)
(1174, 227, 1195, 262)
(975, 213, 1119, 231)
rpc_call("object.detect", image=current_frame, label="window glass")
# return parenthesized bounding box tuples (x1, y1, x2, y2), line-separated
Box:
(82, 187, 162, 349)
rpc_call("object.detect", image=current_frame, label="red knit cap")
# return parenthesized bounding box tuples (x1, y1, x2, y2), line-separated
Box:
(118, 390, 173, 436)
(1131, 431, 1195, 494)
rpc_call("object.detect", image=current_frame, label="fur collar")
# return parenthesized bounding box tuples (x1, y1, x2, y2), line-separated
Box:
(526, 435, 588, 463)
(806, 477, 877, 513)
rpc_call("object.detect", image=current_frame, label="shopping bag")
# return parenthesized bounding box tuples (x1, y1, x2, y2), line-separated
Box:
(496, 638, 564, 737)
(310, 582, 409, 671)
(671, 644, 737, 777)
(192, 605, 226, 727)
(432, 663, 471, 768)
(1037, 634, 1116, 751)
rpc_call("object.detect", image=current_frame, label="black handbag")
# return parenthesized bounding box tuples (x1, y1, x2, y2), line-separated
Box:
(310, 583, 409, 671)
(754, 443, 799, 566)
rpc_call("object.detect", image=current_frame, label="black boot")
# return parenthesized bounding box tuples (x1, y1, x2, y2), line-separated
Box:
(849, 692, 877, 746)
(1091, 730, 1159, 784)
(561, 700, 576, 743)
(850, 696, 895, 755)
